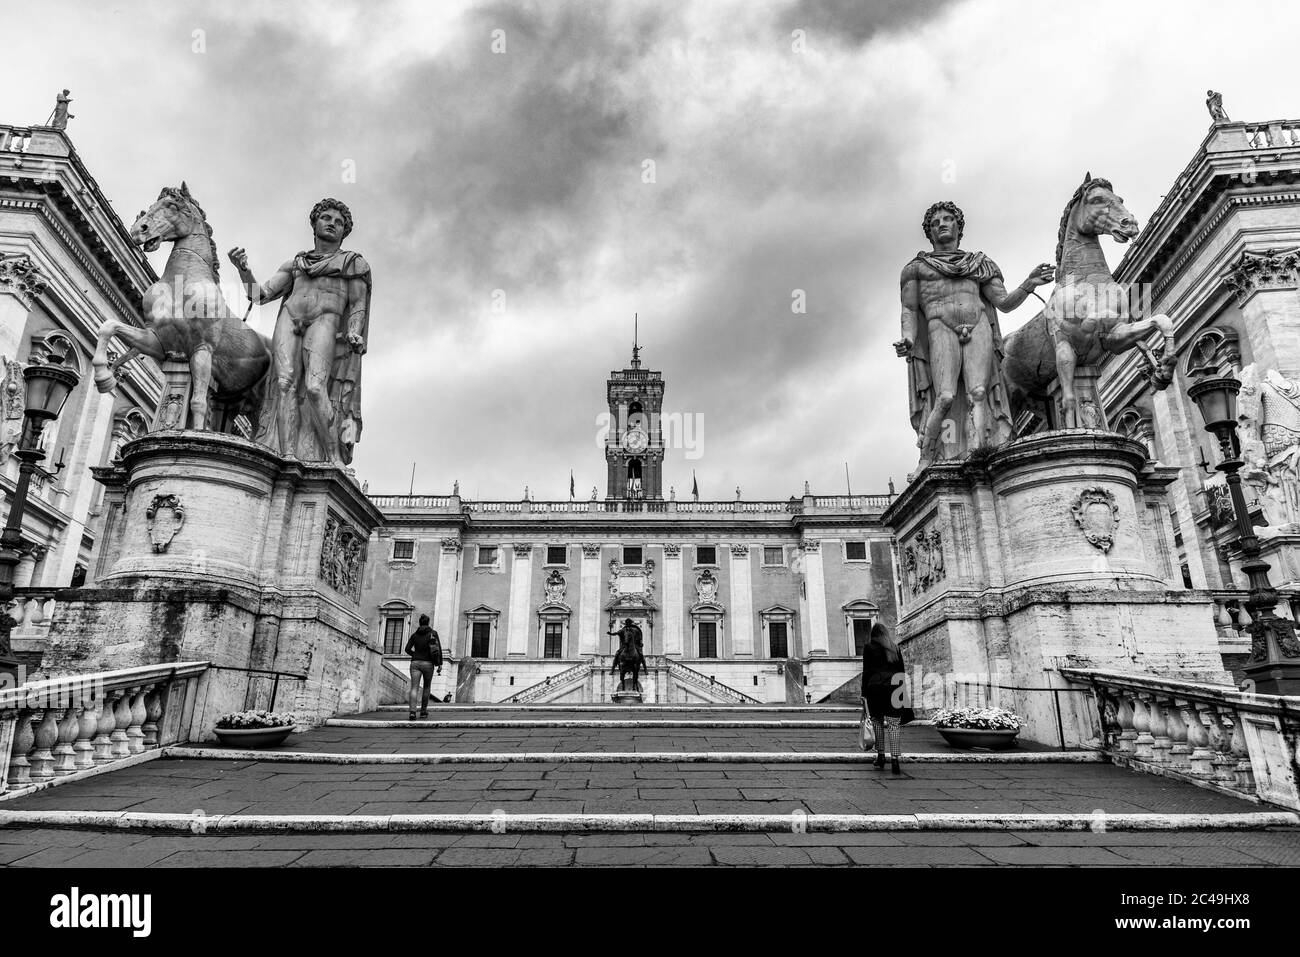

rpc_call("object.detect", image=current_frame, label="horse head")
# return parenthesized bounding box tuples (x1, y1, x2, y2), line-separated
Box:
(130, 182, 219, 274)
(1056, 173, 1139, 269)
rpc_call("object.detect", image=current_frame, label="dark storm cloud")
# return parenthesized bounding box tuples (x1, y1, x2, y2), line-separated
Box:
(780, 0, 961, 45)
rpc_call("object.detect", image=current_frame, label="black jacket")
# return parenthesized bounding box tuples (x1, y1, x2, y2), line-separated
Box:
(406, 626, 443, 667)
(861, 641, 906, 719)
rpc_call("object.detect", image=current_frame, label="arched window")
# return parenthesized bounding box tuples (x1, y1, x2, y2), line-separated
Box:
(842, 599, 880, 656)
(378, 599, 414, 655)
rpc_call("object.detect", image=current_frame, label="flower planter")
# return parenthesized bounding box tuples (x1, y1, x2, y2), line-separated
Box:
(937, 727, 1019, 750)
(212, 725, 296, 748)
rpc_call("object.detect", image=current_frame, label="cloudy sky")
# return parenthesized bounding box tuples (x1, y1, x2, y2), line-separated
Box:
(7, 0, 1300, 499)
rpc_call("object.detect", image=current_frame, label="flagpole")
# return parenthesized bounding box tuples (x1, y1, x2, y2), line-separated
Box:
(409, 462, 416, 497)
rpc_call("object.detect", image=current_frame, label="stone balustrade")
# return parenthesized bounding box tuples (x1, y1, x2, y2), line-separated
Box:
(0, 661, 209, 795)
(1062, 668, 1300, 810)
(367, 493, 894, 517)
(9, 588, 59, 646)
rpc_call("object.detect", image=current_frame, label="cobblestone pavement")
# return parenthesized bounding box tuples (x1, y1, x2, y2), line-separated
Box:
(1, 826, 1297, 867)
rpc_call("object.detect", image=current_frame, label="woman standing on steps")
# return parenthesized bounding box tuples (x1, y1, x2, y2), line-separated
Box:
(862, 622, 909, 774)
(405, 614, 443, 720)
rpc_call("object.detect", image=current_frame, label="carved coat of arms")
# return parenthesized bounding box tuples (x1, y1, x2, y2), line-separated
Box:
(1070, 486, 1120, 552)
(145, 494, 185, 553)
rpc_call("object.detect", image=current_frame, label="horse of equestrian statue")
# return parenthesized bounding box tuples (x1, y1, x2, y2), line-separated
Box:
(610, 618, 645, 694)
(90, 183, 271, 432)
(1001, 173, 1176, 428)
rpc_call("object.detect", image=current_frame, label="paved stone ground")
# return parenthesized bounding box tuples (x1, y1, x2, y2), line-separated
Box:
(203, 718, 1059, 754)
(0, 758, 1260, 816)
(1, 825, 1297, 867)
(0, 714, 1290, 867)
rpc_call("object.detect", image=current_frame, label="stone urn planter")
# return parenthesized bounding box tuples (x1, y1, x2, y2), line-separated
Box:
(936, 727, 1019, 750)
(933, 707, 1022, 750)
(212, 711, 297, 748)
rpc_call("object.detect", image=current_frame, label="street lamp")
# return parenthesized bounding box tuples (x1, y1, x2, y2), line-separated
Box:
(1188, 372, 1300, 695)
(0, 349, 80, 676)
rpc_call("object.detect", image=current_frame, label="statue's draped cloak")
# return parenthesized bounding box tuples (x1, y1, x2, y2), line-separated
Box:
(906, 249, 1015, 452)
(255, 249, 371, 465)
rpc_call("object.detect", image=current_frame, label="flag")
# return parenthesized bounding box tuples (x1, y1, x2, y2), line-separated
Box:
(692, 470, 699, 501)
(569, 471, 575, 500)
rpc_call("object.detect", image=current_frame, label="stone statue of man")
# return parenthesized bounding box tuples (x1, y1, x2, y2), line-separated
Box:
(895, 201, 1053, 471)
(1206, 90, 1229, 124)
(229, 199, 371, 466)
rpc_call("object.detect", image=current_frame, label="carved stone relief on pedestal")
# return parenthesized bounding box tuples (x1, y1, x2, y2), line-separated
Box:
(145, 494, 184, 553)
(319, 510, 366, 602)
(1069, 487, 1119, 552)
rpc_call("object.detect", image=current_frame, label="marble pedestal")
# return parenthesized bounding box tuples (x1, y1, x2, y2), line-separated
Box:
(612, 688, 644, 705)
(39, 431, 392, 734)
(882, 430, 1231, 746)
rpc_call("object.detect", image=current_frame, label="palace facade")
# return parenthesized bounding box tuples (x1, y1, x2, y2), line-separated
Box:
(0, 114, 162, 663)
(1097, 111, 1300, 673)
(360, 349, 898, 704)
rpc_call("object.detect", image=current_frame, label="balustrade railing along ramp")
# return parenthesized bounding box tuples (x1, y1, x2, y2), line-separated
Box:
(2, 661, 1299, 865)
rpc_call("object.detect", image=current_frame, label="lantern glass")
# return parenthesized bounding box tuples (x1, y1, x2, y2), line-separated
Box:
(20, 362, 79, 420)
(1188, 376, 1240, 433)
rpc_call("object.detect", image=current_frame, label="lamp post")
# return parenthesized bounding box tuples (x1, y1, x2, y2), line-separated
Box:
(1189, 372, 1300, 695)
(0, 350, 80, 677)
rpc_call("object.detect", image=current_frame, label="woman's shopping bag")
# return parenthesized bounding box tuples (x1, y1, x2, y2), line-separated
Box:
(858, 699, 876, 751)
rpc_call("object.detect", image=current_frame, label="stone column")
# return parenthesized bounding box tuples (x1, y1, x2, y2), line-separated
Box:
(0, 254, 49, 360)
(1151, 384, 1216, 588)
(45, 387, 117, 587)
(505, 543, 534, 657)
(662, 543, 684, 656)
(801, 539, 830, 656)
(578, 543, 602, 655)
(728, 544, 754, 657)
(433, 539, 462, 656)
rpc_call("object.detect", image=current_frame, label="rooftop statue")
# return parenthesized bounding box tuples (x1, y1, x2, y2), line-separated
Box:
(895, 201, 1054, 471)
(1206, 90, 1229, 124)
(229, 199, 371, 466)
(1001, 174, 1176, 426)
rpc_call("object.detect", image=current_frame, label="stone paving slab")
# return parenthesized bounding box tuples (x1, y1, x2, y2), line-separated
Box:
(0, 756, 1261, 817)
(183, 723, 1058, 755)
(2, 825, 1297, 867)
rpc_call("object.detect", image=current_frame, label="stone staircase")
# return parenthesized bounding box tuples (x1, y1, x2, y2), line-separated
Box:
(1, 701, 1297, 867)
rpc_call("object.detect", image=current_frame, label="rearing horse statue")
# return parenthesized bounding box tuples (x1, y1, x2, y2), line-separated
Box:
(91, 183, 271, 432)
(1001, 173, 1176, 428)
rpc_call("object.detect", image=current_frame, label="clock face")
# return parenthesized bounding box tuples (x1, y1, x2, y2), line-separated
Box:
(625, 428, 648, 452)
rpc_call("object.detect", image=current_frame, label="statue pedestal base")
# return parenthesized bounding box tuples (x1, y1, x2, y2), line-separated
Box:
(39, 431, 395, 734)
(612, 688, 644, 705)
(883, 430, 1231, 747)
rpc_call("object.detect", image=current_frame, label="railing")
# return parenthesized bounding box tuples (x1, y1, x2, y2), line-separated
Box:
(1244, 122, 1300, 149)
(1210, 592, 1300, 642)
(808, 494, 893, 511)
(503, 661, 593, 704)
(0, 662, 209, 796)
(9, 588, 59, 646)
(1061, 668, 1300, 810)
(664, 658, 761, 704)
(368, 495, 455, 510)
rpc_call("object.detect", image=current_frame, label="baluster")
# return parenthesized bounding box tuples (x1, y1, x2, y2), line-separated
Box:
(1215, 601, 1233, 627)
(1192, 704, 1220, 778)
(29, 709, 59, 782)
(1210, 709, 1237, 786)
(74, 701, 99, 770)
(126, 686, 147, 754)
(111, 689, 132, 759)
(1165, 701, 1190, 769)
(1148, 696, 1171, 764)
(1229, 715, 1255, 792)
(1132, 695, 1154, 761)
(7, 709, 36, 787)
(1114, 694, 1137, 754)
(1184, 702, 1213, 777)
(94, 691, 120, 764)
(142, 687, 163, 749)
(53, 707, 79, 776)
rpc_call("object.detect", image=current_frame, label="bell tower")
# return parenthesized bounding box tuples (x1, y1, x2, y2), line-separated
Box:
(605, 320, 665, 501)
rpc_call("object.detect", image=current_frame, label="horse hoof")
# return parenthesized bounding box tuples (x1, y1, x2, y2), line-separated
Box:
(92, 369, 117, 393)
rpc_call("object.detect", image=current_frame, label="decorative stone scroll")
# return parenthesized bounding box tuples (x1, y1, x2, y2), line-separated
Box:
(319, 510, 366, 602)
(144, 494, 184, 553)
(1224, 246, 1300, 306)
(440, 538, 463, 553)
(1070, 487, 1120, 553)
(662, 543, 682, 558)
(902, 527, 945, 596)
(582, 543, 602, 559)
(512, 543, 533, 558)
(730, 544, 750, 558)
